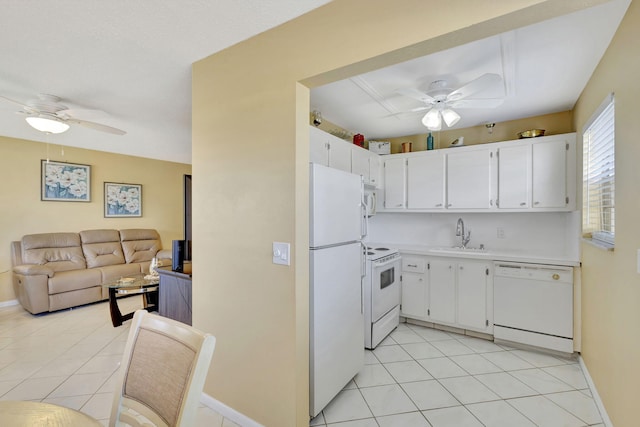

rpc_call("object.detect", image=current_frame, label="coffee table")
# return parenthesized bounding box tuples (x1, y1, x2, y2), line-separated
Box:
(103, 274, 159, 327)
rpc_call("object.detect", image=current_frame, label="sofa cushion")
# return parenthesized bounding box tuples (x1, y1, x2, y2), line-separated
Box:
(80, 229, 126, 268)
(120, 229, 160, 264)
(48, 268, 102, 294)
(21, 233, 86, 272)
(49, 287, 103, 312)
(98, 264, 143, 283)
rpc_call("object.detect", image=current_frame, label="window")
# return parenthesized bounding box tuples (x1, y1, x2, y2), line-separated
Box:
(582, 94, 615, 246)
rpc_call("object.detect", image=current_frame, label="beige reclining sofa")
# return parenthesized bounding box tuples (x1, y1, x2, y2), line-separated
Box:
(11, 229, 170, 314)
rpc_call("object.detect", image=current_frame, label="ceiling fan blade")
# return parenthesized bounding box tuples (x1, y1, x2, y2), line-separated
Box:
(58, 108, 107, 121)
(449, 98, 504, 109)
(447, 73, 502, 101)
(396, 88, 435, 104)
(66, 118, 126, 135)
(385, 106, 430, 118)
(0, 94, 30, 109)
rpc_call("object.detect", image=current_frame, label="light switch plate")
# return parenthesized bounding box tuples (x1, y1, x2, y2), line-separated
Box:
(273, 242, 290, 266)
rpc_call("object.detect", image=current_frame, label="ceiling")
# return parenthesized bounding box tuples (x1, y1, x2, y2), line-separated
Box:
(0, 1, 631, 164)
(311, 0, 631, 141)
(0, 0, 331, 164)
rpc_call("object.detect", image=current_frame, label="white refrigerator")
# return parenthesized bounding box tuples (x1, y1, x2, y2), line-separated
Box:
(309, 163, 365, 418)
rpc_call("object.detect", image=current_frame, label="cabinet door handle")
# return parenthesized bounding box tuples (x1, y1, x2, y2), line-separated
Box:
(407, 264, 417, 267)
(396, 203, 403, 207)
(435, 203, 443, 207)
(520, 202, 526, 206)
(459, 266, 464, 270)
(447, 204, 452, 207)
(534, 201, 540, 205)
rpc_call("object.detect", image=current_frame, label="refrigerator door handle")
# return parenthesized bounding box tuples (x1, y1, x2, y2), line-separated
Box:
(360, 178, 367, 239)
(360, 242, 366, 279)
(360, 202, 368, 239)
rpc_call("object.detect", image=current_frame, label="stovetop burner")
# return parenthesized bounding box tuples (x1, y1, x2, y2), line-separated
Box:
(365, 246, 399, 261)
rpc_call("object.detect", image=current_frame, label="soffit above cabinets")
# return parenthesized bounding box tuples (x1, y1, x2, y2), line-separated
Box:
(311, 0, 631, 140)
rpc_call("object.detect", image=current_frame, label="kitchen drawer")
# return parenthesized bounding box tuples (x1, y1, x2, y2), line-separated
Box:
(402, 256, 427, 273)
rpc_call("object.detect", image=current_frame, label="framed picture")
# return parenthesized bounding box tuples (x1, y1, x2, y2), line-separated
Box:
(104, 182, 142, 217)
(41, 160, 91, 202)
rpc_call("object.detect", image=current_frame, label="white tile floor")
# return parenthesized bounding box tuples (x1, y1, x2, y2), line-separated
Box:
(310, 323, 604, 427)
(0, 299, 605, 427)
(0, 298, 239, 427)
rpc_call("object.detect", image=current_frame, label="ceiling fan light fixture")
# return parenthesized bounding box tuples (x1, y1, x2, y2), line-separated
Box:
(421, 109, 441, 130)
(25, 116, 70, 134)
(442, 108, 461, 127)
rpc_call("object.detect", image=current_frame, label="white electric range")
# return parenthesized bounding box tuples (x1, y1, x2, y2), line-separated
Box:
(363, 246, 401, 349)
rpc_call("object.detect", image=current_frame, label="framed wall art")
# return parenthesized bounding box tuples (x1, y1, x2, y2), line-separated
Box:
(104, 182, 142, 217)
(41, 160, 91, 202)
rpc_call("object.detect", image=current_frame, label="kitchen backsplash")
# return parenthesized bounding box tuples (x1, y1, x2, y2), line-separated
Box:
(367, 211, 580, 261)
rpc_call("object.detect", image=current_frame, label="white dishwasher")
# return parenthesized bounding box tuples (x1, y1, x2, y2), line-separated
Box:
(493, 262, 573, 353)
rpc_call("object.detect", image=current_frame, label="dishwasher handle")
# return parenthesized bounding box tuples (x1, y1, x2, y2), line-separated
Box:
(494, 264, 573, 284)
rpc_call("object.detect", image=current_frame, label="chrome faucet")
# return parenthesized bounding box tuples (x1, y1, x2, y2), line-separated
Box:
(455, 218, 471, 248)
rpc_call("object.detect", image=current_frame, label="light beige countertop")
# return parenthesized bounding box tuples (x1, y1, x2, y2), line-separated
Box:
(369, 243, 580, 267)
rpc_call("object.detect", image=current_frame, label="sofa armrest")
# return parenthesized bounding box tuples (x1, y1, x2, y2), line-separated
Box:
(13, 264, 55, 278)
(156, 249, 172, 261)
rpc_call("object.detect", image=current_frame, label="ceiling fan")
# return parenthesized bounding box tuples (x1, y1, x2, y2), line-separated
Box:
(0, 93, 126, 135)
(396, 73, 504, 131)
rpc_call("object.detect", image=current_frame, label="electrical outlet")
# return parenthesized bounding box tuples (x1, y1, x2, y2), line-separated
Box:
(497, 227, 505, 239)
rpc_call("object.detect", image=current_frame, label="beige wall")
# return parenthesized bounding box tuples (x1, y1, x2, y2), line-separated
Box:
(314, 110, 574, 154)
(385, 110, 574, 153)
(0, 136, 191, 302)
(192, 1, 611, 425)
(574, 1, 640, 425)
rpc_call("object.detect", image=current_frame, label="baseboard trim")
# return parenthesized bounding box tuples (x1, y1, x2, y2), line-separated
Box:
(578, 355, 613, 427)
(0, 299, 19, 309)
(200, 393, 264, 427)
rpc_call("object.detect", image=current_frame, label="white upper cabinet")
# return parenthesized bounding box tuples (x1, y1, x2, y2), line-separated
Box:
(351, 146, 370, 183)
(497, 135, 575, 211)
(377, 133, 575, 213)
(532, 139, 568, 209)
(447, 148, 494, 209)
(498, 144, 531, 209)
(310, 126, 330, 166)
(310, 126, 382, 186)
(369, 155, 381, 188)
(407, 153, 446, 209)
(309, 125, 351, 172)
(383, 157, 407, 209)
(328, 137, 353, 173)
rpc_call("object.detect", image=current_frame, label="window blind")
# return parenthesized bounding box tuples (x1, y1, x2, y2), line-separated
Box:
(582, 95, 615, 245)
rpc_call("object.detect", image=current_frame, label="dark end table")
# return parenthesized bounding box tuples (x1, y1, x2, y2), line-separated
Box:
(103, 275, 159, 327)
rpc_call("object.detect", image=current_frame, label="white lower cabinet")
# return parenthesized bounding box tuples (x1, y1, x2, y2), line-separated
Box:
(428, 259, 457, 325)
(400, 256, 429, 319)
(456, 261, 492, 332)
(400, 254, 493, 334)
